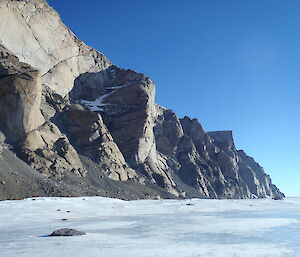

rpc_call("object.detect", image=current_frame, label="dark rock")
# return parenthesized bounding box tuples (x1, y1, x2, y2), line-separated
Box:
(49, 228, 86, 237)
(273, 196, 283, 200)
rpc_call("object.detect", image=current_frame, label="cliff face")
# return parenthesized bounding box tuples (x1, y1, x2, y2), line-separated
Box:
(0, 0, 284, 200)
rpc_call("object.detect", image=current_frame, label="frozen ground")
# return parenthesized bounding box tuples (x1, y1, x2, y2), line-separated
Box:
(1, 197, 300, 257)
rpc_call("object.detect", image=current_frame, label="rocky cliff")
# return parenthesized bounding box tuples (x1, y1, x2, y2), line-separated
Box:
(0, 0, 284, 200)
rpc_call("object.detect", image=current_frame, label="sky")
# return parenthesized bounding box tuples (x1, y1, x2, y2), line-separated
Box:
(47, 0, 300, 196)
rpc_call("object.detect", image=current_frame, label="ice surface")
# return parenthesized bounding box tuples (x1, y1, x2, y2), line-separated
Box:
(1, 197, 300, 257)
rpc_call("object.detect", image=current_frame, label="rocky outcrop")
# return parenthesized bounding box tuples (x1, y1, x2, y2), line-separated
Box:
(71, 67, 181, 196)
(0, 0, 284, 200)
(237, 150, 283, 199)
(0, 146, 90, 200)
(0, 44, 44, 142)
(21, 122, 86, 178)
(154, 105, 184, 157)
(0, 0, 111, 97)
(0, 44, 85, 178)
(63, 104, 136, 181)
(154, 112, 284, 199)
(208, 131, 284, 199)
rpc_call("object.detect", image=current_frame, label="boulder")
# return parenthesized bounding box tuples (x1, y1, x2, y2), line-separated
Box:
(49, 228, 86, 237)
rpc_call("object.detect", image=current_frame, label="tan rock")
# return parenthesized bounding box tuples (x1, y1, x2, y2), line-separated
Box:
(23, 122, 61, 151)
(0, 44, 44, 142)
(0, 0, 111, 97)
(64, 104, 136, 181)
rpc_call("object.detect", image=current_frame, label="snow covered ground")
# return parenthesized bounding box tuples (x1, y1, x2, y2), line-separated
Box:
(1, 197, 300, 257)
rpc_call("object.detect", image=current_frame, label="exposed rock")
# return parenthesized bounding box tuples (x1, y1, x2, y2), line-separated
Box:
(154, 105, 184, 157)
(237, 149, 284, 199)
(63, 104, 136, 181)
(0, 44, 44, 142)
(153, 112, 284, 200)
(49, 228, 86, 237)
(0, 147, 88, 200)
(0, 44, 85, 178)
(71, 68, 181, 196)
(0, 0, 111, 97)
(0, 0, 284, 200)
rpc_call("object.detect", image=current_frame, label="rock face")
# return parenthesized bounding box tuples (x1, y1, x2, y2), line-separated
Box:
(0, 0, 111, 97)
(63, 104, 136, 181)
(0, 0, 284, 200)
(0, 44, 85, 178)
(0, 44, 44, 142)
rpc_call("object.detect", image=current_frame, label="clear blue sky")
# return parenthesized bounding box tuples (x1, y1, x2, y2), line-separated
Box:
(47, 0, 300, 196)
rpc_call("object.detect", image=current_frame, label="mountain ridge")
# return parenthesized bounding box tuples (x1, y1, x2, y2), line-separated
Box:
(0, 0, 284, 200)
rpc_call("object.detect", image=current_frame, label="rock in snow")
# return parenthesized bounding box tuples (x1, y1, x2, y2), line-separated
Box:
(0, 0, 284, 200)
(49, 228, 86, 237)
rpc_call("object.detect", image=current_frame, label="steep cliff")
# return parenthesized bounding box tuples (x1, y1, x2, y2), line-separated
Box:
(0, 0, 284, 200)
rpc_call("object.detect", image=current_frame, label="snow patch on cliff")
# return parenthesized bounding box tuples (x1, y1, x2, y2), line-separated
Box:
(80, 85, 126, 112)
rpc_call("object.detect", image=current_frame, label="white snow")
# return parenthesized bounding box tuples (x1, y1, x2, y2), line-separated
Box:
(80, 93, 110, 112)
(1, 197, 300, 257)
(80, 85, 126, 112)
(106, 85, 125, 90)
